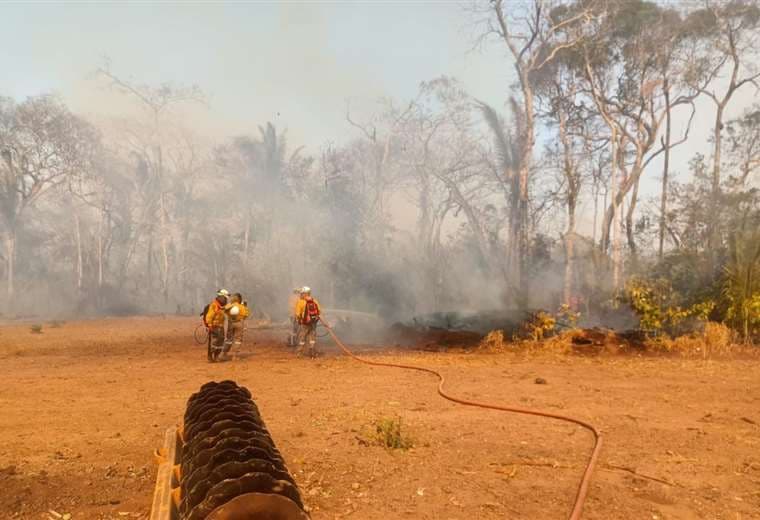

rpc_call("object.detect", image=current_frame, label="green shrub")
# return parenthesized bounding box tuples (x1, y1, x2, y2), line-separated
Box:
(370, 416, 413, 450)
(622, 277, 713, 335)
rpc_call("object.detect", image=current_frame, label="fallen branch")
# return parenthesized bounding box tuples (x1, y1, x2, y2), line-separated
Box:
(602, 464, 682, 488)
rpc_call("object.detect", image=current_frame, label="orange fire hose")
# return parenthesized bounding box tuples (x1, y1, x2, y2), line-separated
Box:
(320, 320, 602, 520)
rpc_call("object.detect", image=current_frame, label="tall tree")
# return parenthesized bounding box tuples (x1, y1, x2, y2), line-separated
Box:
(562, 0, 696, 288)
(0, 95, 98, 302)
(481, 0, 596, 296)
(726, 104, 760, 186)
(682, 0, 760, 257)
(96, 64, 206, 307)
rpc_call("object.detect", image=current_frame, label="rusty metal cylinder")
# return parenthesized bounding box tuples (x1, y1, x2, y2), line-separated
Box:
(178, 380, 307, 520)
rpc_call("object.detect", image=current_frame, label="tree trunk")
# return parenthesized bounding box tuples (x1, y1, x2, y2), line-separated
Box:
(592, 175, 600, 246)
(147, 235, 153, 289)
(243, 213, 250, 263)
(613, 192, 624, 294)
(161, 232, 170, 307)
(625, 176, 640, 259)
(74, 211, 83, 294)
(564, 210, 576, 306)
(709, 103, 726, 263)
(6, 228, 15, 302)
(516, 82, 535, 301)
(97, 211, 104, 309)
(609, 128, 621, 292)
(558, 104, 576, 306)
(658, 80, 672, 260)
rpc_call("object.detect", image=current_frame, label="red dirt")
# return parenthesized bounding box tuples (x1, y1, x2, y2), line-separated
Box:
(1, 317, 759, 519)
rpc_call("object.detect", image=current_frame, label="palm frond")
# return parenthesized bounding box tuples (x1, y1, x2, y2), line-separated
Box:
(477, 100, 513, 175)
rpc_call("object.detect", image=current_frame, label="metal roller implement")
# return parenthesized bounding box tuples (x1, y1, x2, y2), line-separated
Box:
(150, 381, 308, 520)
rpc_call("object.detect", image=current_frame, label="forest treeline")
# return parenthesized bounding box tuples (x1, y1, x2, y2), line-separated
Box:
(1, 0, 758, 340)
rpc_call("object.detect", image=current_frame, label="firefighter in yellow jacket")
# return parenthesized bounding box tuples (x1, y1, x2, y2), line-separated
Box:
(287, 287, 302, 347)
(224, 293, 250, 357)
(205, 292, 228, 362)
(295, 286, 321, 358)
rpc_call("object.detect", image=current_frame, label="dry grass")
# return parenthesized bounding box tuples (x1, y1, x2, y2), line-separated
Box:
(530, 330, 575, 355)
(654, 322, 741, 358)
(478, 322, 757, 360)
(478, 330, 506, 351)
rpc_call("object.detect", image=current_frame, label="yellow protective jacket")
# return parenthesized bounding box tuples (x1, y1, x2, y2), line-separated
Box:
(295, 297, 320, 324)
(226, 302, 250, 322)
(205, 300, 226, 328)
(288, 294, 301, 318)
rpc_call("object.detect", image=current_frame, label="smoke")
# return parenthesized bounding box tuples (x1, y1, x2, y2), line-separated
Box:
(0, 73, 589, 329)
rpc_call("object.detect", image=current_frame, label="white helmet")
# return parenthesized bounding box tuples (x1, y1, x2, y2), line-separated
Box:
(229, 305, 240, 316)
(217, 289, 230, 297)
(300, 286, 311, 295)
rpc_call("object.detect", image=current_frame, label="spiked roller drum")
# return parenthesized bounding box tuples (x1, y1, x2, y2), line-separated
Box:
(150, 380, 308, 520)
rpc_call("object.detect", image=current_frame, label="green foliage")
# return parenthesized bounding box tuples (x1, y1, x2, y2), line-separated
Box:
(371, 416, 413, 451)
(622, 277, 714, 335)
(723, 219, 760, 341)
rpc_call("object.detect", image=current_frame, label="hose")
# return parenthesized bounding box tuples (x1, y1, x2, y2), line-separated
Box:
(320, 319, 602, 520)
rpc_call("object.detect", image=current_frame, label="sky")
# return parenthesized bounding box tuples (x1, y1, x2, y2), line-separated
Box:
(1, 1, 756, 234)
(0, 1, 513, 148)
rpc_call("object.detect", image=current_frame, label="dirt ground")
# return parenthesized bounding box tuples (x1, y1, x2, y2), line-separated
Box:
(1, 317, 759, 520)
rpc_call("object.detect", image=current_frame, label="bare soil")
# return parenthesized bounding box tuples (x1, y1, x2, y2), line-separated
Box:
(1, 317, 759, 520)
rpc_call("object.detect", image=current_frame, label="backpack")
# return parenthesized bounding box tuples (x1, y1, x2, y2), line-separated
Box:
(303, 299, 319, 324)
(200, 303, 210, 323)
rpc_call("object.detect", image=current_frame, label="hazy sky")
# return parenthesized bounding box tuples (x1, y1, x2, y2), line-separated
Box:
(1, 0, 756, 230)
(1, 1, 512, 148)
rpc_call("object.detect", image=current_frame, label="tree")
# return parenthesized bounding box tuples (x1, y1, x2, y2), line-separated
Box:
(682, 0, 760, 256)
(96, 64, 207, 308)
(538, 71, 591, 305)
(479, 0, 596, 295)
(724, 202, 760, 341)
(0, 95, 98, 302)
(726, 104, 760, 186)
(565, 0, 696, 288)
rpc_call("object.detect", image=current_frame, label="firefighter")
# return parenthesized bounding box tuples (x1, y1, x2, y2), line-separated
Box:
(287, 287, 302, 347)
(204, 292, 228, 362)
(224, 293, 250, 358)
(200, 289, 230, 326)
(295, 286, 321, 358)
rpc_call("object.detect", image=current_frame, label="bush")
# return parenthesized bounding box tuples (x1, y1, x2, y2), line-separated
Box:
(622, 277, 713, 335)
(479, 330, 506, 350)
(30, 324, 43, 334)
(369, 416, 413, 450)
(655, 322, 734, 357)
(522, 311, 556, 340)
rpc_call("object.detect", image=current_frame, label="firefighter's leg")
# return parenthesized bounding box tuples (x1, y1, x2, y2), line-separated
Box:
(289, 317, 299, 347)
(296, 323, 308, 356)
(232, 321, 244, 349)
(207, 329, 213, 362)
(307, 323, 317, 357)
(223, 325, 234, 353)
(297, 323, 307, 346)
(211, 327, 225, 360)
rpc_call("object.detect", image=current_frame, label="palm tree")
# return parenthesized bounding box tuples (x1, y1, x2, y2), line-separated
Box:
(478, 100, 523, 297)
